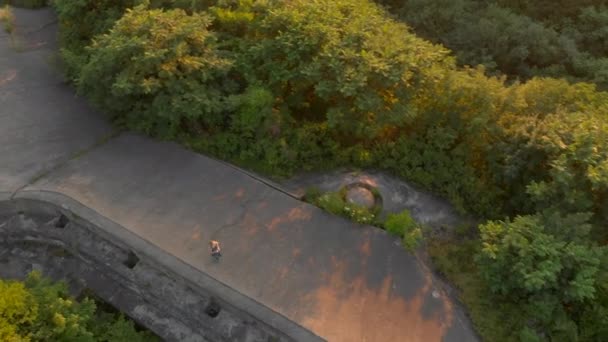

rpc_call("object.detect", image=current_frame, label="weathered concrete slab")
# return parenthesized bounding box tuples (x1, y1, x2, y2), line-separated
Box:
(0, 7, 113, 194)
(24, 134, 477, 342)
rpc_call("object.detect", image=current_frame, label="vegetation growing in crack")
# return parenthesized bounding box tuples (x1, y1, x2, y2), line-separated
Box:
(304, 187, 381, 226)
(0, 5, 14, 33)
(305, 186, 423, 251)
(384, 210, 423, 251)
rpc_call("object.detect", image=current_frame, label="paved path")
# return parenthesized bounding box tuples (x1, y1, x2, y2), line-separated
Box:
(0, 8, 478, 342)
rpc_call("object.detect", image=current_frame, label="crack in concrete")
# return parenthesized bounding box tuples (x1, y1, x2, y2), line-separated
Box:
(210, 188, 270, 241)
(204, 155, 300, 201)
(9, 129, 122, 199)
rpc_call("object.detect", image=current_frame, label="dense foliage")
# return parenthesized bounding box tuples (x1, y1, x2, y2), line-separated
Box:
(52, 0, 608, 340)
(378, 0, 608, 89)
(478, 213, 606, 340)
(384, 210, 422, 251)
(0, 272, 155, 341)
(78, 6, 232, 137)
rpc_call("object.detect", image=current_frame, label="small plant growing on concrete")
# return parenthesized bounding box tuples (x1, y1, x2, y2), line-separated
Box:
(306, 186, 381, 225)
(384, 210, 423, 251)
(316, 191, 347, 216)
(0, 5, 15, 33)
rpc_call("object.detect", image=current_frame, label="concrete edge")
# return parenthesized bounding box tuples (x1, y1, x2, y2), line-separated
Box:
(3, 189, 324, 342)
(0, 192, 12, 202)
(195, 152, 303, 200)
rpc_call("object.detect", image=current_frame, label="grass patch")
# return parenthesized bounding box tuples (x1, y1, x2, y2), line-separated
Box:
(305, 186, 424, 250)
(0, 5, 14, 33)
(304, 187, 381, 226)
(384, 210, 422, 251)
(427, 237, 526, 342)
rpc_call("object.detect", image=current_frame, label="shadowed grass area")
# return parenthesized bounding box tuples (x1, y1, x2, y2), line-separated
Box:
(427, 236, 526, 342)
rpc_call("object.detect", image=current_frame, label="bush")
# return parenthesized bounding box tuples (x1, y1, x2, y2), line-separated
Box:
(0, 272, 155, 341)
(316, 192, 347, 216)
(384, 210, 422, 251)
(308, 189, 379, 225)
(78, 6, 233, 138)
(0, 5, 14, 33)
(477, 212, 606, 340)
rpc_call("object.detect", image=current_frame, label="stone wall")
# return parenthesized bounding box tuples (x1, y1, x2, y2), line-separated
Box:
(0, 198, 318, 342)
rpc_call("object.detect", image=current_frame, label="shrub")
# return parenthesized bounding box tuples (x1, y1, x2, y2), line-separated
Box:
(343, 203, 376, 225)
(316, 192, 346, 216)
(384, 210, 423, 251)
(476, 212, 606, 339)
(0, 5, 14, 33)
(78, 6, 233, 138)
(309, 189, 379, 225)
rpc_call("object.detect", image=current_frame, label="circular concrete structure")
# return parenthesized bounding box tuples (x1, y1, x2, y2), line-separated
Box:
(345, 186, 376, 209)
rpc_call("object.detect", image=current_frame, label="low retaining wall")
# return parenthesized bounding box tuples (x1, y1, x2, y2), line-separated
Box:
(0, 193, 322, 342)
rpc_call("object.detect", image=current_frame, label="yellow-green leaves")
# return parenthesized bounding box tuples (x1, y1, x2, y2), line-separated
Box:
(79, 6, 232, 137)
(236, 0, 451, 138)
(0, 272, 156, 341)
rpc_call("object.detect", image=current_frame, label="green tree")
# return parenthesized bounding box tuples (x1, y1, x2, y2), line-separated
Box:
(478, 213, 603, 300)
(0, 279, 36, 341)
(231, 0, 452, 139)
(54, 0, 142, 78)
(574, 6, 608, 58)
(497, 0, 608, 22)
(78, 6, 233, 137)
(477, 213, 606, 339)
(378, 0, 608, 88)
(0, 272, 155, 341)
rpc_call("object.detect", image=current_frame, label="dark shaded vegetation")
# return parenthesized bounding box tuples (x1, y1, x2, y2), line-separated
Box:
(1, 0, 49, 8)
(50, 0, 608, 340)
(378, 0, 608, 89)
(0, 272, 157, 341)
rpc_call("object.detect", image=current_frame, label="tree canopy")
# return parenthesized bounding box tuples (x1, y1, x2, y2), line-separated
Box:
(0, 272, 155, 341)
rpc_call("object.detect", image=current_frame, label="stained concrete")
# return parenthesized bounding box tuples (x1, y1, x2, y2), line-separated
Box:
(1, 7, 479, 342)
